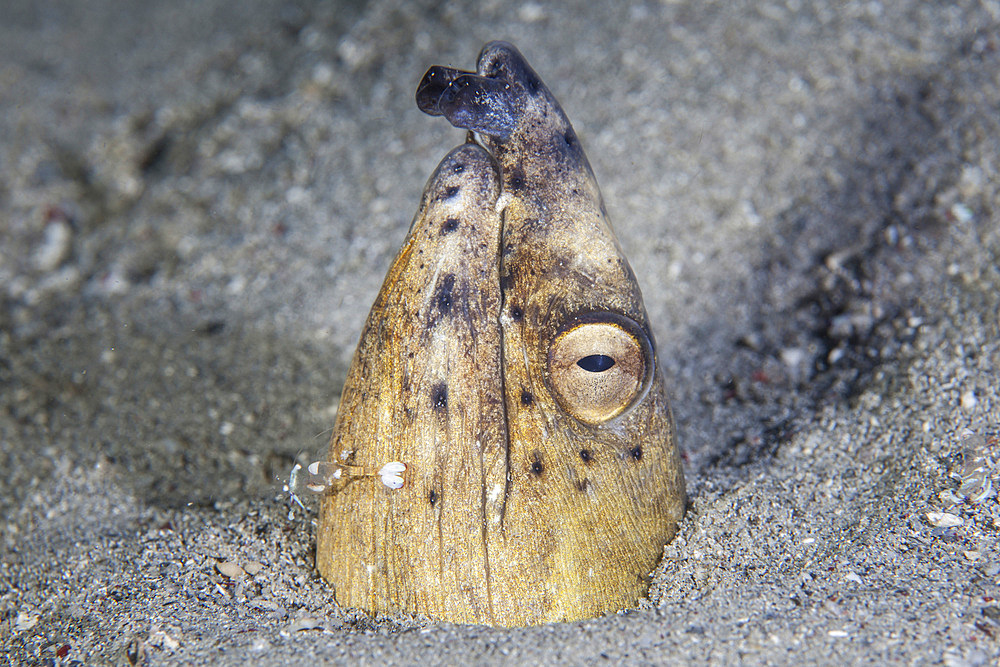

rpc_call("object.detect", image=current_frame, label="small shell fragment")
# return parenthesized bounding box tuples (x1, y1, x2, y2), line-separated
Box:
(926, 512, 963, 528)
(956, 430, 997, 504)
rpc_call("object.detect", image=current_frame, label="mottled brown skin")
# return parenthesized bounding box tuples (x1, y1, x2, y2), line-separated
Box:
(316, 42, 685, 626)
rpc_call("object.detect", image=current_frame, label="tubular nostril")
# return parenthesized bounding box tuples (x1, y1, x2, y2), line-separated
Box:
(416, 65, 462, 115)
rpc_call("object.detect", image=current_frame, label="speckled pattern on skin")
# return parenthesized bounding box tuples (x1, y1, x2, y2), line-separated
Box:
(316, 43, 683, 626)
(1, 1, 999, 664)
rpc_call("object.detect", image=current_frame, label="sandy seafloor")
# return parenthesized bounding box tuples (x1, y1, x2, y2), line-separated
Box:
(2, 0, 1000, 664)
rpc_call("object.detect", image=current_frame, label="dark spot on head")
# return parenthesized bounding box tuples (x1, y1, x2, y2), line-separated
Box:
(503, 242, 514, 255)
(452, 162, 465, 173)
(509, 306, 523, 321)
(434, 274, 455, 316)
(520, 389, 534, 406)
(428, 489, 438, 506)
(441, 185, 460, 200)
(563, 129, 576, 147)
(441, 218, 460, 235)
(508, 168, 525, 191)
(432, 383, 448, 411)
(500, 275, 514, 291)
(576, 478, 590, 492)
(579, 449, 592, 463)
(530, 451, 543, 476)
(630, 446, 643, 461)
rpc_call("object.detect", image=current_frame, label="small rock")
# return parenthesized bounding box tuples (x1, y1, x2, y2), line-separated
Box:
(148, 630, 180, 650)
(244, 561, 264, 576)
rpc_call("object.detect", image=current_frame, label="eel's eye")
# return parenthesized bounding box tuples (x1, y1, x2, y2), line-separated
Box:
(547, 315, 652, 424)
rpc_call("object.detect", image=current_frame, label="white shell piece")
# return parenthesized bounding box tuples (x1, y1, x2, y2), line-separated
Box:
(379, 462, 406, 489)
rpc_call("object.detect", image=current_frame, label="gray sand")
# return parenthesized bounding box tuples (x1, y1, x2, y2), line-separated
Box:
(2, 1, 999, 664)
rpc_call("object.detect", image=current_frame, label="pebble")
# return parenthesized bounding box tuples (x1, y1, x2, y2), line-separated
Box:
(14, 610, 38, 631)
(287, 615, 324, 632)
(780, 346, 807, 369)
(33, 219, 72, 271)
(950, 202, 973, 224)
(960, 390, 977, 411)
(938, 489, 963, 505)
(244, 561, 264, 576)
(216, 561, 245, 578)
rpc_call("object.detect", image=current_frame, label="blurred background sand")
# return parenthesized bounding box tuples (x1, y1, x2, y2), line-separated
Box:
(2, 1, 999, 663)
